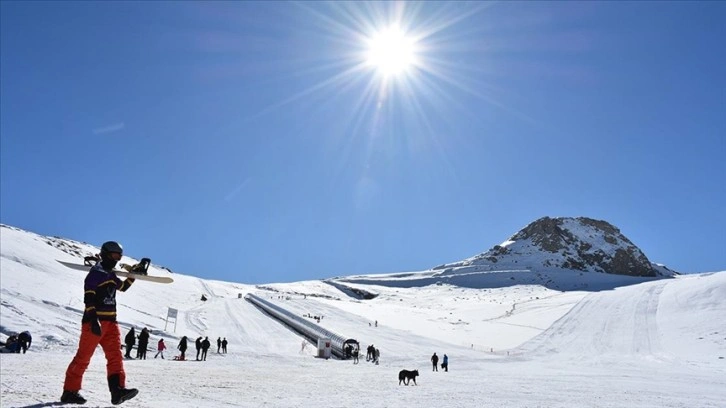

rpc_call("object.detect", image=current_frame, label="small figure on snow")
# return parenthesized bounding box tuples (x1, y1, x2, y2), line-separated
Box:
(201, 337, 211, 361)
(154, 338, 166, 359)
(18, 331, 32, 353)
(431, 352, 439, 371)
(136, 328, 149, 360)
(124, 327, 136, 359)
(177, 336, 188, 360)
(195, 336, 203, 360)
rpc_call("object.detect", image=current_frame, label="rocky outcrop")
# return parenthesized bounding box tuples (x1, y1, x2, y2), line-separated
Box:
(445, 217, 672, 277)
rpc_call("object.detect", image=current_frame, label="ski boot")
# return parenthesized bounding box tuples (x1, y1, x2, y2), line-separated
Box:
(130, 258, 150, 275)
(60, 390, 87, 404)
(108, 374, 139, 405)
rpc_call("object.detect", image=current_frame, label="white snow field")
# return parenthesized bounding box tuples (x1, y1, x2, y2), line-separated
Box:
(1, 224, 724, 407)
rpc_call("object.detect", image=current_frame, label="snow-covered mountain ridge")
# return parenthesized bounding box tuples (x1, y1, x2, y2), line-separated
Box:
(1, 223, 725, 407)
(436, 216, 676, 277)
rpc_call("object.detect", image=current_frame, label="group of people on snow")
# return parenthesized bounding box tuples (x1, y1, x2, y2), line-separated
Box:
(365, 344, 380, 365)
(123, 330, 232, 362)
(59, 239, 239, 405)
(431, 352, 449, 372)
(50, 237, 455, 406)
(174, 335, 227, 361)
(0, 331, 32, 354)
(123, 327, 152, 360)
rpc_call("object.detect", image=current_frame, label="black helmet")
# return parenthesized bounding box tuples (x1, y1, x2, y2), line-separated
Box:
(100, 241, 123, 260)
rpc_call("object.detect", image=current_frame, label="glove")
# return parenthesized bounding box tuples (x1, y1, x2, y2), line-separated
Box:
(90, 318, 102, 336)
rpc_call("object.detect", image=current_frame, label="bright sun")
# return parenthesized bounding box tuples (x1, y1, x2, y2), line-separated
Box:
(366, 26, 417, 77)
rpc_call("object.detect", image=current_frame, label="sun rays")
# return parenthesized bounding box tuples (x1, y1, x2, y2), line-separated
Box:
(249, 2, 491, 123)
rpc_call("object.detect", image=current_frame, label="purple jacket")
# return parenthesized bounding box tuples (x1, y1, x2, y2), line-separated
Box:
(82, 263, 133, 322)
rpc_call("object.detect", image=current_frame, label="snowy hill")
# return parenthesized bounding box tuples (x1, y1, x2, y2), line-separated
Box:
(333, 216, 677, 292)
(0, 223, 724, 408)
(440, 216, 676, 277)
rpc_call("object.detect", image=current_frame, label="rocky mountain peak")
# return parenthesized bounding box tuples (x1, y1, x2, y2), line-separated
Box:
(449, 217, 672, 277)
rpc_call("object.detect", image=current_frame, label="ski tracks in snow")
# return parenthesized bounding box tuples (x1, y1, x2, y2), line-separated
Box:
(515, 279, 673, 365)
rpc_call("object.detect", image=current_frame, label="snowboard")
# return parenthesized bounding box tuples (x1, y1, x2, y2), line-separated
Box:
(57, 260, 174, 284)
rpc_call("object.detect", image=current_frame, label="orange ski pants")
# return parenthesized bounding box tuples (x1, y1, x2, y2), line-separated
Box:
(64, 321, 126, 391)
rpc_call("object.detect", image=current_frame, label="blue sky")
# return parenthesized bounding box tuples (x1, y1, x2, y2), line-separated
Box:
(1, 2, 724, 283)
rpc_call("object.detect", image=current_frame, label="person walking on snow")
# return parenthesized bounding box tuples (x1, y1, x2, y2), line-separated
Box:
(177, 336, 188, 360)
(217, 337, 221, 353)
(195, 337, 203, 361)
(136, 328, 149, 360)
(61, 241, 139, 405)
(201, 337, 211, 361)
(124, 327, 135, 359)
(221, 337, 227, 353)
(442, 354, 449, 372)
(431, 352, 439, 371)
(154, 338, 166, 359)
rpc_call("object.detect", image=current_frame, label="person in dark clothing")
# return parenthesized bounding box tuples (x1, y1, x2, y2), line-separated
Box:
(61, 241, 138, 405)
(124, 328, 136, 359)
(221, 338, 227, 353)
(217, 337, 221, 353)
(177, 336, 188, 360)
(136, 328, 149, 360)
(2, 334, 20, 353)
(201, 337, 211, 361)
(431, 352, 439, 371)
(18, 331, 32, 353)
(442, 354, 449, 372)
(195, 337, 203, 361)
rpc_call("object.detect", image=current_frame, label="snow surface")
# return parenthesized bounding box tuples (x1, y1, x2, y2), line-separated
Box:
(1, 224, 724, 407)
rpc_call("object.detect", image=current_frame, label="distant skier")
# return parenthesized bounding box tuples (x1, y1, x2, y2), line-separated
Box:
(61, 241, 138, 405)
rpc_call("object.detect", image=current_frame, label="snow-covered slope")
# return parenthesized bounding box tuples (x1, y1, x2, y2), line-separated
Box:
(1, 224, 724, 408)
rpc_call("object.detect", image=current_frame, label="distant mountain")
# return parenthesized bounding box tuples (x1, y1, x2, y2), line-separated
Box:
(437, 216, 677, 277)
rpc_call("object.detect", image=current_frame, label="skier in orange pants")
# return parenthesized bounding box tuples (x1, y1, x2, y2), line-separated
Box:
(61, 241, 139, 405)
